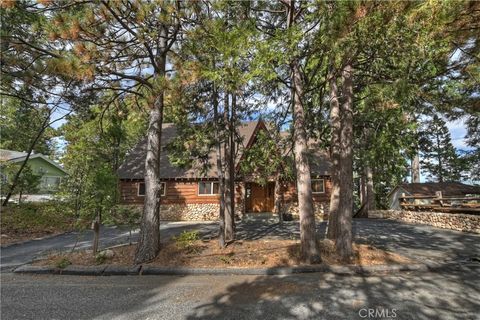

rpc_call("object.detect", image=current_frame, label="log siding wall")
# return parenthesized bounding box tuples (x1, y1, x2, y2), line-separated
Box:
(119, 177, 332, 207)
(120, 180, 220, 205)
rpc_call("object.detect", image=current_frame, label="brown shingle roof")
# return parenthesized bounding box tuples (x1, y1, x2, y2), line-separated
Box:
(118, 121, 332, 180)
(396, 182, 480, 197)
(118, 121, 260, 179)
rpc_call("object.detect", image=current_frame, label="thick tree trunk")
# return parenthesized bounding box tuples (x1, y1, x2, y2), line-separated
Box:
(224, 93, 234, 242)
(412, 154, 420, 183)
(284, 0, 319, 263)
(327, 69, 341, 240)
(134, 52, 166, 264)
(213, 87, 226, 248)
(292, 61, 320, 264)
(336, 63, 354, 261)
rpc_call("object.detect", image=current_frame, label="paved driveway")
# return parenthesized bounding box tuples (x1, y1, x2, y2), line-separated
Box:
(2, 219, 479, 270)
(199, 219, 480, 264)
(0, 222, 216, 271)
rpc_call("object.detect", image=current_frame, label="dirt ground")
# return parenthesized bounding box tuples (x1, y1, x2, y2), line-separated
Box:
(35, 238, 412, 268)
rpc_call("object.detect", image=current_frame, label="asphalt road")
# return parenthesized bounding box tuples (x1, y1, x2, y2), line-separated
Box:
(0, 222, 216, 271)
(1, 267, 479, 320)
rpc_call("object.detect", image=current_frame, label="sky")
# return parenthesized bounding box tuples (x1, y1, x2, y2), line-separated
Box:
(447, 119, 470, 151)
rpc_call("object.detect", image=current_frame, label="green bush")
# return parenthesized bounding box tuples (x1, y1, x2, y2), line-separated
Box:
(56, 257, 71, 269)
(95, 254, 107, 265)
(172, 231, 201, 253)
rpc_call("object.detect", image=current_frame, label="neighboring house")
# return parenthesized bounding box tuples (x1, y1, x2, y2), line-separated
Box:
(118, 121, 332, 221)
(0, 149, 67, 195)
(388, 182, 480, 210)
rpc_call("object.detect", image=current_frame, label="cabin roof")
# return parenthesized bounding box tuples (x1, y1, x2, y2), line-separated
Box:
(117, 121, 331, 180)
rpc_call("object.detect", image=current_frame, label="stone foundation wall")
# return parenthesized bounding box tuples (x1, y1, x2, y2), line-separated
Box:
(121, 203, 219, 221)
(369, 210, 480, 233)
(283, 202, 329, 221)
(123, 201, 331, 222)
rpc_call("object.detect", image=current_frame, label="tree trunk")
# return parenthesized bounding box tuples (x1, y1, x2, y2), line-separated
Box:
(213, 86, 226, 248)
(284, 0, 319, 263)
(327, 68, 341, 240)
(336, 63, 354, 261)
(412, 153, 420, 183)
(92, 210, 100, 255)
(360, 172, 366, 205)
(18, 189, 23, 205)
(134, 51, 166, 264)
(273, 171, 284, 224)
(224, 93, 234, 242)
(365, 165, 375, 213)
(229, 94, 236, 232)
(291, 60, 320, 264)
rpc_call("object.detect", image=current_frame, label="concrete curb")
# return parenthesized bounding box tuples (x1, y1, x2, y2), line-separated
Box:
(61, 265, 107, 276)
(13, 264, 61, 274)
(13, 262, 449, 276)
(104, 265, 142, 276)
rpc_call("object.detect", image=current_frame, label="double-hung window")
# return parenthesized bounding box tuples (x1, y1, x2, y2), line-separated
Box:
(198, 181, 219, 195)
(311, 179, 325, 194)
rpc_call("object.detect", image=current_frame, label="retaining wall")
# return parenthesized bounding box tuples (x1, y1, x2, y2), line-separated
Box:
(368, 210, 480, 233)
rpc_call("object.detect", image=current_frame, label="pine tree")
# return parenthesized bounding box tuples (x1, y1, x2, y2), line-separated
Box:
(45, 0, 185, 263)
(419, 114, 464, 182)
(464, 115, 480, 183)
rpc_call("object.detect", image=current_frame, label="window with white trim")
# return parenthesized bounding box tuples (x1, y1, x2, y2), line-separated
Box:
(311, 179, 325, 194)
(198, 181, 219, 195)
(138, 182, 166, 196)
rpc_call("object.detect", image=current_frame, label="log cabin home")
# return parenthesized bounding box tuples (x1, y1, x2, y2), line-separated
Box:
(118, 120, 332, 221)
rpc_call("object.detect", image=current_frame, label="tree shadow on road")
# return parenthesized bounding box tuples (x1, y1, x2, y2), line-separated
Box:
(184, 268, 480, 320)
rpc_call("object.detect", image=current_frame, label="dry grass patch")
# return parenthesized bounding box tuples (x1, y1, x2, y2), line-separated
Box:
(34, 237, 412, 268)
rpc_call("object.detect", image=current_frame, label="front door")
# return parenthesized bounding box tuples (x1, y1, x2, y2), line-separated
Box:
(248, 183, 275, 212)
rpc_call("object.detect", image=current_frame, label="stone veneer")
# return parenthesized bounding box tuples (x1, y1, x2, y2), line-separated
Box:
(283, 202, 329, 221)
(369, 210, 480, 234)
(122, 201, 329, 221)
(123, 203, 220, 221)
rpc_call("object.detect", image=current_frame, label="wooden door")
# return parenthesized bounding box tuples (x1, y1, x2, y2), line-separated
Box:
(250, 183, 275, 212)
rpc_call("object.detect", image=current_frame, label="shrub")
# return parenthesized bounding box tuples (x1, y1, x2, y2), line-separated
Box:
(172, 231, 201, 254)
(56, 257, 71, 269)
(1, 201, 76, 234)
(95, 254, 107, 265)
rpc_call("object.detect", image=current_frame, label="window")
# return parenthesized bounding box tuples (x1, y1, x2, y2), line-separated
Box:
(311, 179, 325, 194)
(138, 183, 146, 196)
(138, 182, 166, 196)
(198, 181, 219, 195)
(40, 176, 61, 190)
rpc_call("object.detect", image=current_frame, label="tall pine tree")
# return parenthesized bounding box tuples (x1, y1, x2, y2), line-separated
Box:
(419, 114, 465, 182)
